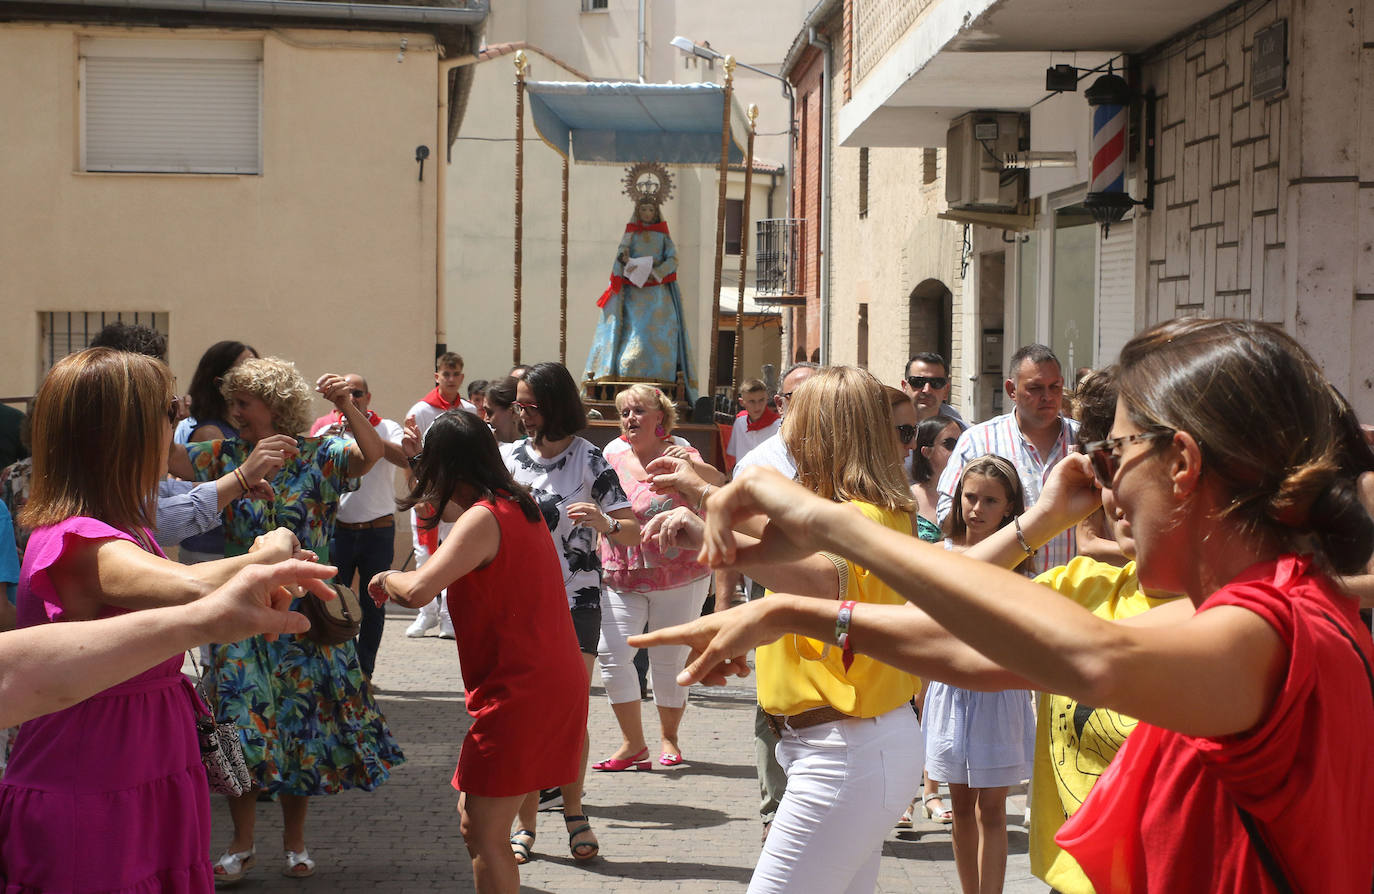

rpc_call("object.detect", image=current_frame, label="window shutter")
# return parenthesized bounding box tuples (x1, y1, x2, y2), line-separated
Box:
(1096, 220, 1135, 366)
(82, 39, 261, 174)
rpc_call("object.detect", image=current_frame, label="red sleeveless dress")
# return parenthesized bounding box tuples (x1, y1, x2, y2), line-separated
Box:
(447, 495, 589, 796)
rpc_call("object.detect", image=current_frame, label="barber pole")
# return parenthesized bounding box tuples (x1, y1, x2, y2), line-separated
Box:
(1083, 72, 1136, 236)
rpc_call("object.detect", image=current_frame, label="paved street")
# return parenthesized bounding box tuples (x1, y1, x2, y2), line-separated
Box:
(208, 606, 1047, 893)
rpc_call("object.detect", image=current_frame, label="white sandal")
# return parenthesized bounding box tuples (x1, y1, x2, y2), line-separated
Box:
(282, 848, 316, 879)
(212, 847, 256, 886)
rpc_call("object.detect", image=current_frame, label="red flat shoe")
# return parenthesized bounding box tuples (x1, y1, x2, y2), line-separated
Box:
(592, 747, 651, 771)
(658, 752, 684, 766)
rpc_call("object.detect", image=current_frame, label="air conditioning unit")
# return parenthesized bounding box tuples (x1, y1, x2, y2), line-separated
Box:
(945, 111, 1025, 210)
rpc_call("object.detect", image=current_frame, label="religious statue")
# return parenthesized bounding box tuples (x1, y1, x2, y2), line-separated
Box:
(585, 162, 697, 401)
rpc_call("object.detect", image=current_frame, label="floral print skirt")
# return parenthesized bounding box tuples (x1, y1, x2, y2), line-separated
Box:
(212, 632, 404, 796)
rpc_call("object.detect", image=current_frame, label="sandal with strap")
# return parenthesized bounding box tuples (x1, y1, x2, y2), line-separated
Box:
(510, 828, 536, 865)
(213, 847, 256, 887)
(565, 814, 599, 862)
(895, 800, 915, 829)
(281, 848, 316, 879)
(923, 793, 954, 824)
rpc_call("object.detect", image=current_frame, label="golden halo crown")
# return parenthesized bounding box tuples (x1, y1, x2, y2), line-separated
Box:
(623, 162, 674, 206)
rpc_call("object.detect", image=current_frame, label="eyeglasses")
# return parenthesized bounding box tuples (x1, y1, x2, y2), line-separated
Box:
(1082, 430, 1175, 488)
(906, 375, 949, 391)
(349, 389, 365, 400)
(166, 396, 182, 425)
(894, 423, 917, 445)
(407, 452, 424, 470)
(514, 401, 540, 415)
(940, 437, 958, 451)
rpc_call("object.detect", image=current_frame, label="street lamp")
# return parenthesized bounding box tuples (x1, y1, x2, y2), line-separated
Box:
(671, 36, 792, 102)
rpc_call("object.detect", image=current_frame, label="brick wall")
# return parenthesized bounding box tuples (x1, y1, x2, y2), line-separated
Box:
(790, 45, 826, 362)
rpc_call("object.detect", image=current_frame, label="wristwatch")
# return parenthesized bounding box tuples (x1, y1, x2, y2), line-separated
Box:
(607, 517, 622, 535)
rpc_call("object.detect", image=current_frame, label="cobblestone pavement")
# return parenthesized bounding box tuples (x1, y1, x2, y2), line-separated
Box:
(207, 607, 1048, 893)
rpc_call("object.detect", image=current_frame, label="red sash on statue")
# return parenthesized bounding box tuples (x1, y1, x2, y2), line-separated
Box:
(596, 221, 677, 308)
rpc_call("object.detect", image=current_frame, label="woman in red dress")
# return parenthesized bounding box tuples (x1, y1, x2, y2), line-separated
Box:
(370, 409, 587, 894)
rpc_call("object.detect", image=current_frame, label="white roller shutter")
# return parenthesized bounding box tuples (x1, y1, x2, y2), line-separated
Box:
(1096, 220, 1134, 366)
(81, 39, 261, 174)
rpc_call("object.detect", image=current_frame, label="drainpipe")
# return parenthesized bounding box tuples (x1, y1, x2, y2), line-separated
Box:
(808, 26, 831, 365)
(637, 0, 646, 83)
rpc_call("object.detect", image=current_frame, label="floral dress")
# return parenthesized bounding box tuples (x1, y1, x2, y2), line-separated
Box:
(186, 436, 404, 795)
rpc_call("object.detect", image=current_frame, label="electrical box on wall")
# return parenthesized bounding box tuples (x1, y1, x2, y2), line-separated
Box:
(945, 111, 1026, 210)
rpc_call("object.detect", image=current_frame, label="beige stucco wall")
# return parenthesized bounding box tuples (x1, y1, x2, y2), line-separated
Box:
(0, 23, 439, 425)
(827, 142, 965, 403)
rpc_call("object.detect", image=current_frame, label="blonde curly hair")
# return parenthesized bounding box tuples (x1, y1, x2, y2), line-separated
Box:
(615, 383, 677, 437)
(220, 356, 313, 435)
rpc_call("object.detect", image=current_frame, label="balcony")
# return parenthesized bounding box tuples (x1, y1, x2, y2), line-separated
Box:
(754, 218, 807, 305)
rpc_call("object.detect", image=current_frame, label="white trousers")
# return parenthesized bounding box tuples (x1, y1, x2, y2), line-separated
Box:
(410, 522, 451, 630)
(748, 705, 924, 894)
(597, 576, 710, 709)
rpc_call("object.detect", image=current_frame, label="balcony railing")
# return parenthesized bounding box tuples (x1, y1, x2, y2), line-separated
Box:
(754, 217, 806, 303)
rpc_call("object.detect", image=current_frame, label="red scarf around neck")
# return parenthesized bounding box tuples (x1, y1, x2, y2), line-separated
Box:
(737, 406, 780, 432)
(421, 386, 461, 411)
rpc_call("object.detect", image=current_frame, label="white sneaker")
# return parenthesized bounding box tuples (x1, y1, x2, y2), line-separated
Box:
(438, 623, 456, 640)
(405, 615, 438, 638)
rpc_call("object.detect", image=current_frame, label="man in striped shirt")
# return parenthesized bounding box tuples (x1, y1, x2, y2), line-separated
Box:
(936, 344, 1079, 574)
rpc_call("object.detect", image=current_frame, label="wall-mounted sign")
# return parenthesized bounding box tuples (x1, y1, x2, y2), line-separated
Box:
(1253, 20, 1288, 101)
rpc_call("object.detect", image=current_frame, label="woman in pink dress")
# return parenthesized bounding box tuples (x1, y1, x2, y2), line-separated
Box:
(0, 348, 315, 893)
(370, 408, 587, 894)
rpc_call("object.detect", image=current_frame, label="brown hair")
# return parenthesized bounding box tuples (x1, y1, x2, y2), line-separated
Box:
(1117, 317, 1374, 574)
(882, 384, 910, 410)
(19, 349, 172, 537)
(944, 454, 1026, 544)
(740, 378, 768, 396)
(782, 366, 915, 513)
(615, 384, 677, 437)
(220, 356, 313, 436)
(436, 352, 464, 371)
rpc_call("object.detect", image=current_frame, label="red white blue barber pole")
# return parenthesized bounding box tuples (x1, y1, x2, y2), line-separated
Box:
(1083, 72, 1136, 236)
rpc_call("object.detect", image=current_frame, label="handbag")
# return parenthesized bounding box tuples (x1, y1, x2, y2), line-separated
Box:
(189, 651, 254, 797)
(299, 582, 362, 646)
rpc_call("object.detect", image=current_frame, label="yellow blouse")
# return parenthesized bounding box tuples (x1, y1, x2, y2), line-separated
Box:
(755, 501, 922, 717)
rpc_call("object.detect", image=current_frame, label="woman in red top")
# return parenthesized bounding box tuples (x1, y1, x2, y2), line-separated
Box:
(638, 317, 1374, 893)
(371, 409, 588, 894)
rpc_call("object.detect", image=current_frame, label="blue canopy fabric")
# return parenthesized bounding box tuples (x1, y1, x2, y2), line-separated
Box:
(526, 81, 750, 165)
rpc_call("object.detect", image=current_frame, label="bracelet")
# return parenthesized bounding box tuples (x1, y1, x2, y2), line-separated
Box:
(834, 599, 857, 649)
(232, 467, 250, 493)
(606, 516, 622, 535)
(1014, 515, 1037, 557)
(695, 484, 713, 513)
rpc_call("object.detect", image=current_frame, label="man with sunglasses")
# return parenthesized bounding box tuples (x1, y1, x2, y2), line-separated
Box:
(901, 352, 968, 429)
(311, 374, 409, 676)
(936, 344, 1078, 575)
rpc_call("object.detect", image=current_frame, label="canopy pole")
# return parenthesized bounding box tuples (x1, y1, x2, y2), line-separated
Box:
(560, 154, 570, 364)
(512, 50, 529, 367)
(733, 104, 758, 396)
(707, 56, 736, 409)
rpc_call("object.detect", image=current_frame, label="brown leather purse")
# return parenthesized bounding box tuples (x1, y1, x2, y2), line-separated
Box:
(299, 583, 362, 646)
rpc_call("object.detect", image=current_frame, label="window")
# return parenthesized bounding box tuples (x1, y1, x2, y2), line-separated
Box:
(857, 303, 869, 369)
(858, 147, 869, 218)
(922, 147, 939, 185)
(81, 38, 262, 174)
(581, 0, 609, 10)
(725, 198, 744, 255)
(40, 311, 170, 372)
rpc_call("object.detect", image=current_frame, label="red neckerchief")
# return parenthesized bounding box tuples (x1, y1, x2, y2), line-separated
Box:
(737, 407, 780, 432)
(328, 409, 381, 428)
(597, 221, 677, 308)
(421, 386, 460, 411)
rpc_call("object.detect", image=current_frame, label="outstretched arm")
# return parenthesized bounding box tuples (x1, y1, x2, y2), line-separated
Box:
(370, 504, 499, 608)
(0, 559, 335, 728)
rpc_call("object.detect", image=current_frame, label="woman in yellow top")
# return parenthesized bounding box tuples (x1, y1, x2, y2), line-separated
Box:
(724, 366, 924, 894)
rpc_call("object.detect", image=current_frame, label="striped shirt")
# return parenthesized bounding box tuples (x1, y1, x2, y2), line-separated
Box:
(935, 411, 1080, 575)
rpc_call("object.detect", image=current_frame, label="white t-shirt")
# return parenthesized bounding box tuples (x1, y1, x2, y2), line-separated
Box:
(503, 436, 631, 610)
(313, 418, 404, 523)
(726, 415, 781, 464)
(733, 431, 796, 479)
(406, 396, 477, 435)
(602, 433, 690, 458)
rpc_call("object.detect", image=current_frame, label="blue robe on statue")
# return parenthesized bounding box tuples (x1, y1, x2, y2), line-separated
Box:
(585, 220, 697, 402)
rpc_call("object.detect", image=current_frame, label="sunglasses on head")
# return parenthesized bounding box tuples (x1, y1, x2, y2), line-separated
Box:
(906, 375, 949, 391)
(895, 423, 916, 445)
(1082, 430, 1175, 488)
(166, 396, 182, 425)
